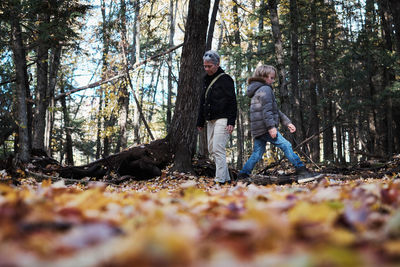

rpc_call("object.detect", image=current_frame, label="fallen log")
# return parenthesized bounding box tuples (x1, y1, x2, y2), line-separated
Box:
(44, 139, 172, 180)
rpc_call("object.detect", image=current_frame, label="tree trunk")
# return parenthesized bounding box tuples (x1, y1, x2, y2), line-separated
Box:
(267, 0, 290, 116)
(233, 3, 244, 169)
(168, 0, 211, 172)
(45, 45, 62, 156)
(167, 0, 176, 131)
(133, 0, 141, 144)
(10, 15, 30, 163)
(116, 84, 129, 153)
(199, 0, 220, 158)
(60, 86, 74, 166)
(321, 0, 334, 162)
(289, 0, 304, 143)
(100, 0, 112, 157)
(96, 88, 103, 159)
(378, 0, 395, 156)
(258, 0, 265, 55)
(206, 0, 220, 50)
(388, 0, 400, 55)
(365, 0, 378, 155)
(116, 0, 130, 153)
(308, 0, 320, 162)
(32, 12, 50, 152)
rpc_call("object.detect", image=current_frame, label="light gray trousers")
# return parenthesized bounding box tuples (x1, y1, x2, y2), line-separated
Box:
(207, 118, 230, 182)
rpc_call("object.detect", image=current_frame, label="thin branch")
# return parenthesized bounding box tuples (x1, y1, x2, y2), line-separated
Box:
(54, 43, 184, 101)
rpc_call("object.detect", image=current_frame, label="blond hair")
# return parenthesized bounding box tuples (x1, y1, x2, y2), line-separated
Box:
(253, 65, 277, 79)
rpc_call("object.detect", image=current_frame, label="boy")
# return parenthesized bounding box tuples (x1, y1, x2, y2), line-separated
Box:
(238, 65, 321, 183)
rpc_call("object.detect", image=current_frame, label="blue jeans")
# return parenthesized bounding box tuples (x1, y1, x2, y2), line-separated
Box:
(240, 131, 304, 175)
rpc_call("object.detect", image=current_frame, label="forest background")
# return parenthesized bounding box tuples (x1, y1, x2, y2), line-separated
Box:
(1, 0, 399, 173)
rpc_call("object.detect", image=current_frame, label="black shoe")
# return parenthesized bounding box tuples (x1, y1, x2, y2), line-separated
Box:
(237, 173, 250, 180)
(295, 166, 323, 183)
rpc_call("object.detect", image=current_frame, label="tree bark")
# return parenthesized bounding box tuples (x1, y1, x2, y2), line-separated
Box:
(258, 0, 265, 55)
(289, 0, 304, 143)
(32, 12, 50, 152)
(365, 0, 378, 155)
(378, 0, 395, 156)
(388, 0, 400, 55)
(116, 0, 130, 153)
(10, 14, 30, 163)
(308, 0, 320, 162)
(168, 0, 211, 172)
(60, 86, 74, 166)
(133, 0, 141, 144)
(321, 0, 334, 161)
(206, 0, 220, 50)
(233, 3, 244, 168)
(267, 0, 290, 116)
(45, 45, 62, 157)
(100, 0, 114, 157)
(167, 0, 176, 131)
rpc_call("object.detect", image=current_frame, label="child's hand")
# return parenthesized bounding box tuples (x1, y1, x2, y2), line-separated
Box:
(287, 123, 296, 133)
(268, 127, 277, 138)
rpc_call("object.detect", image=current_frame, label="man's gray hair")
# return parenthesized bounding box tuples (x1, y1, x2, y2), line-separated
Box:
(203, 50, 220, 65)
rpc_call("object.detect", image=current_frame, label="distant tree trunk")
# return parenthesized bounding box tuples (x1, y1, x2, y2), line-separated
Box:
(32, 12, 50, 152)
(10, 16, 30, 163)
(133, 0, 141, 144)
(267, 0, 290, 116)
(167, 0, 176, 131)
(168, 0, 210, 172)
(60, 86, 74, 166)
(206, 0, 220, 50)
(289, 0, 304, 143)
(217, 20, 224, 51)
(335, 104, 345, 163)
(116, 0, 130, 153)
(321, 0, 334, 162)
(388, 0, 400, 55)
(349, 124, 357, 163)
(378, 0, 395, 156)
(45, 45, 62, 157)
(100, 0, 113, 157)
(258, 0, 265, 55)
(233, 3, 244, 168)
(308, 0, 320, 162)
(96, 88, 103, 159)
(148, 66, 162, 121)
(365, 0, 379, 155)
(322, 103, 334, 161)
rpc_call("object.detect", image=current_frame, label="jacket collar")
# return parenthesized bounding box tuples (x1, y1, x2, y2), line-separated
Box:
(247, 77, 266, 85)
(204, 67, 225, 83)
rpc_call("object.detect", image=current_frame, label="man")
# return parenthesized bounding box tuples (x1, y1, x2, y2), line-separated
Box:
(197, 50, 237, 184)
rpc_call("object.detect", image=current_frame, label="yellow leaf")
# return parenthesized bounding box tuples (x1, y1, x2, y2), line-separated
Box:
(289, 202, 339, 225)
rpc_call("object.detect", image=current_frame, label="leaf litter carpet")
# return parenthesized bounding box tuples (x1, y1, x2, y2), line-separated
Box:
(0, 159, 400, 266)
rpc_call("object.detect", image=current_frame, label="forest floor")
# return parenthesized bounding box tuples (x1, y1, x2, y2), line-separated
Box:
(0, 155, 400, 266)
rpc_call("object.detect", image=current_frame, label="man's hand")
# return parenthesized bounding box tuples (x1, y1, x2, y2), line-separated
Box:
(287, 123, 296, 133)
(197, 127, 203, 131)
(226, 125, 234, 134)
(268, 127, 277, 138)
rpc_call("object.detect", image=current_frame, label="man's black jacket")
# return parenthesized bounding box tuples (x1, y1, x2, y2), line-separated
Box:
(197, 67, 237, 127)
